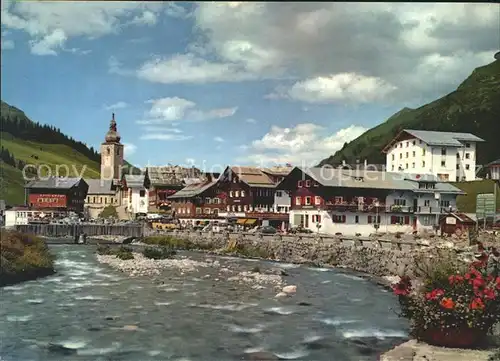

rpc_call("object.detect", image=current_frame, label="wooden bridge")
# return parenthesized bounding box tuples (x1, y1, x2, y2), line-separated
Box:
(15, 224, 144, 238)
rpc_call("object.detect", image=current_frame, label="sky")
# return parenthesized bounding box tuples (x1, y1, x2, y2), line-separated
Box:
(1, 2, 499, 170)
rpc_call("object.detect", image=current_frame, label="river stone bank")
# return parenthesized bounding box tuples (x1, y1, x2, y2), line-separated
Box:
(381, 340, 499, 361)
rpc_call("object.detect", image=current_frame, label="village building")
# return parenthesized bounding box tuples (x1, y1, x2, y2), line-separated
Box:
(486, 159, 500, 181)
(5, 207, 68, 227)
(215, 166, 289, 228)
(439, 212, 476, 236)
(167, 173, 221, 227)
(146, 165, 202, 213)
(122, 173, 151, 218)
(277, 167, 464, 236)
(84, 180, 122, 219)
(262, 166, 293, 213)
(383, 129, 484, 182)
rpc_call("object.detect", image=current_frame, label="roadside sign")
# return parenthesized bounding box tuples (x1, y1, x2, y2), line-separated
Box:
(476, 193, 496, 218)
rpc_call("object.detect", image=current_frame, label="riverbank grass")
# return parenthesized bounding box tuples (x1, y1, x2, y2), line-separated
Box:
(0, 230, 55, 286)
(97, 245, 134, 260)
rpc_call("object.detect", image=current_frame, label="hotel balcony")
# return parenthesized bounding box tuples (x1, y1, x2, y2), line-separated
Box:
(324, 200, 386, 213)
(386, 205, 415, 213)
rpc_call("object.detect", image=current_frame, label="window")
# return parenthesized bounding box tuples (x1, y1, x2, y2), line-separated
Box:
(196, 207, 202, 214)
(441, 148, 446, 156)
(465, 164, 470, 170)
(235, 191, 239, 197)
(298, 180, 303, 188)
(424, 200, 430, 206)
(227, 205, 230, 211)
(392, 154, 395, 161)
(244, 205, 248, 211)
(332, 215, 346, 223)
(441, 160, 446, 167)
(399, 143, 402, 148)
(406, 152, 409, 158)
(412, 141, 416, 146)
(412, 162, 415, 169)
(456, 164, 460, 170)
(305, 196, 312, 205)
(406, 142, 409, 147)
(313, 182, 319, 187)
(139, 190, 145, 197)
(295, 196, 302, 205)
(305, 180, 311, 187)
(391, 215, 410, 225)
(440, 200, 450, 208)
(421, 216, 432, 226)
(422, 149, 426, 156)
(465, 153, 470, 159)
(457, 153, 460, 158)
(422, 161, 426, 168)
(232, 205, 236, 212)
(213, 198, 220, 204)
(391, 165, 395, 171)
(368, 215, 381, 224)
(116, 148, 120, 156)
(394, 199, 406, 206)
(355, 215, 359, 224)
(107, 148, 110, 155)
(276, 191, 282, 197)
(241, 190, 245, 197)
(335, 196, 343, 204)
(205, 197, 211, 204)
(399, 153, 403, 159)
(466, 143, 471, 148)
(312, 215, 322, 223)
(238, 205, 242, 212)
(314, 196, 321, 205)
(412, 151, 416, 157)
(405, 163, 408, 169)
(204, 208, 211, 214)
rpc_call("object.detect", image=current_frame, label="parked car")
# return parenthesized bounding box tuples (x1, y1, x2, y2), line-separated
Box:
(290, 227, 313, 234)
(259, 226, 277, 234)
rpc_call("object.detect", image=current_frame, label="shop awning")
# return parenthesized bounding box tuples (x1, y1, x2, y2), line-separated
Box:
(236, 219, 247, 225)
(245, 219, 257, 225)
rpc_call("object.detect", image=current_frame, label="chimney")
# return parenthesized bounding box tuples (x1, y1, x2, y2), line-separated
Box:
(364, 159, 368, 168)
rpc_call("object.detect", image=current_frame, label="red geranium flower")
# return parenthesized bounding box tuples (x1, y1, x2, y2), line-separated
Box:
(465, 269, 483, 284)
(471, 297, 485, 310)
(495, 277, 500, 291)
(426, 289, 445, 301)
(449, 275, 464, 285)
(440, 297, 455, 309)
(482, 288, 496, 300)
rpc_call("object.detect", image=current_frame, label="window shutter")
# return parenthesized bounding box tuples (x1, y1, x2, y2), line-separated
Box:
(391, 216, 396, 224)
(404, 216, 410, 225)
(342, 215, 346, 223)
(368, 215, 372, 223)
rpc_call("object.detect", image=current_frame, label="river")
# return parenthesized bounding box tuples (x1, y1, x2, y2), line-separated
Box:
(0, 245, 409, 360)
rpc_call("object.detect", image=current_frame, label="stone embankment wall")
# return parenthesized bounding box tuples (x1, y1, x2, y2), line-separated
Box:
(16, 224, 144, 238)
(161, 230, 499, 279)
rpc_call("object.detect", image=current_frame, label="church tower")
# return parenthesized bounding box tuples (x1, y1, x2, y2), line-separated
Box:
(100, 113, 124, 181)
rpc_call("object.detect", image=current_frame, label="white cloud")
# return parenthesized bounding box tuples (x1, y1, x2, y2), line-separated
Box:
(141, 126, 182, 133)
(2, 1, 165, 55)
(245, 118, 257, 124)
(239, 124, 367, 166)
(140, 2, 497, 102)
(271, 73, 397, 104)
(105, 101, 128, 110)
(140, 133, 193, 141)
(139, 97, 237, 124)
(123, 143, 137, 157)
(214, 136, 224, 143)
(136, 53, 256, 84)
(147, 97, 195, 121)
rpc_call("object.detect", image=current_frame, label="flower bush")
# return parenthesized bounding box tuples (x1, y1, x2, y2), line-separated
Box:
(393, 243, 500, 344)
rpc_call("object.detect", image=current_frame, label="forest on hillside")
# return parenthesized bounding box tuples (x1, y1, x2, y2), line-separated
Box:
(1, 101, 100, 163)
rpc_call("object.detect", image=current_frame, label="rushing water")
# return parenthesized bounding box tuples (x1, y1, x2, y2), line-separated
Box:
(0, 245, 409, 360)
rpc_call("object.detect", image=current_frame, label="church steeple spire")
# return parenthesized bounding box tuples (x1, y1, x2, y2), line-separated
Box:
(105, 113, 121, 143)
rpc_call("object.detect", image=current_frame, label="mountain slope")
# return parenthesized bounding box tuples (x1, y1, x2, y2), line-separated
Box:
(0, 101, 102, 205)
(319, 59, 500, 167)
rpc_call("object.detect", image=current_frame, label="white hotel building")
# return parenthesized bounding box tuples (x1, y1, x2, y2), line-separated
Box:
(383, 129, 484, 182)
(277, 167, 465, 236)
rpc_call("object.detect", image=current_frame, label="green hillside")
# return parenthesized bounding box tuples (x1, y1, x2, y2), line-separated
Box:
(319, 59, 500, 167)
(0, 101, 101, 205)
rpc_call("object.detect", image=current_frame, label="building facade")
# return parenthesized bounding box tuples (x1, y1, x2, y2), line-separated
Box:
(277, 167, 464, 236)
(25, 177, 89, 213)
(147, 166, 202, 213)
(122, 174, 151, 217)
(384, 129, 484, 182)
(84, 179, 122, 219)
(486, 159, 500, 181)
